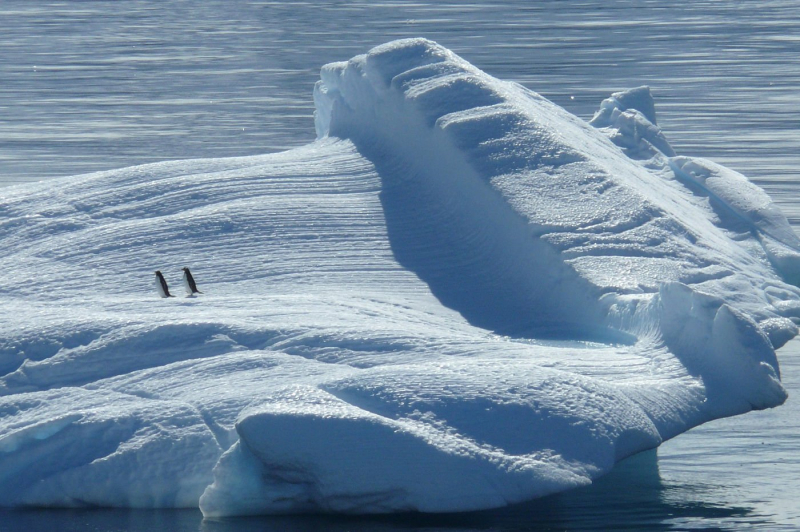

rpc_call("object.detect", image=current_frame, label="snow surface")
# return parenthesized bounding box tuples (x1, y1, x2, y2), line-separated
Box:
(1, 38, 799, 516)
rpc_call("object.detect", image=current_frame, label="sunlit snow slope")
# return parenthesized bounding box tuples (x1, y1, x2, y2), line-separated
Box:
(1, 39, 799, 515)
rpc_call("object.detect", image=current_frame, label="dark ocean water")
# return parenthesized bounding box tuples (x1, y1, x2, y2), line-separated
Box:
(1, 1, 799, 530)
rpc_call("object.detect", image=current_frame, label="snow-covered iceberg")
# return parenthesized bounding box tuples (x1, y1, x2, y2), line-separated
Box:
(1, 39, 798, 516)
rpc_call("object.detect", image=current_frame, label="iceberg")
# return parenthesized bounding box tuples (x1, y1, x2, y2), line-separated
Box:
(0, 38, 798, 515)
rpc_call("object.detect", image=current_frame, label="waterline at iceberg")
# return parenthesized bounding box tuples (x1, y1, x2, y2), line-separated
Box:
(0, 39, 797, 516)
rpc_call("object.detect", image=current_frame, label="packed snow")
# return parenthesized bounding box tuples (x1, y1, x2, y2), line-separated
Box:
(1, 39, 798, 516)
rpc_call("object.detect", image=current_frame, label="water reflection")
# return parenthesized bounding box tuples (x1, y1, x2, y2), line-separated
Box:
(0, 507, 201, 532)
(0, 450, 755, 532)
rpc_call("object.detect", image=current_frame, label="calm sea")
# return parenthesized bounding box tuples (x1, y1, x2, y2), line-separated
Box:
(1, 1, 799, 530)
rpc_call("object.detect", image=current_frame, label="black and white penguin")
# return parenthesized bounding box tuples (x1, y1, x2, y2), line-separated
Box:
(155, 270, 174, 298)
(181, 267, 202, 296)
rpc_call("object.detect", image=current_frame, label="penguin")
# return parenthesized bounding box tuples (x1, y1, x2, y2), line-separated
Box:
(181, 267, 202, 296)
(155, 270, 174, 298)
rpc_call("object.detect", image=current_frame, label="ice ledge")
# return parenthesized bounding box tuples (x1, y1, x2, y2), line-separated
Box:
(0, 38, 797, 517)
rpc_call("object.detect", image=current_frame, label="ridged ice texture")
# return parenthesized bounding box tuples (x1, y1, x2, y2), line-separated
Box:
(0, 39, 798, 516)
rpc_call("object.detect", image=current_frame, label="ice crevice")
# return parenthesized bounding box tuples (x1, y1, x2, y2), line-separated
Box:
(1, 38, 799, 515)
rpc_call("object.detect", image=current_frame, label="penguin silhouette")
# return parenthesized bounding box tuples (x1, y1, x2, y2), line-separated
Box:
(181, 267, 202, 296)
(155, 270, 174, 298)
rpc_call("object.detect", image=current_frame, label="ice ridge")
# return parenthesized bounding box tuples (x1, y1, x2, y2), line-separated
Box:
(0, 38, 797, 516)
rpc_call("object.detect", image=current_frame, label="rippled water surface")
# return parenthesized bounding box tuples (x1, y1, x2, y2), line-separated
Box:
(1, 1, 799, 530)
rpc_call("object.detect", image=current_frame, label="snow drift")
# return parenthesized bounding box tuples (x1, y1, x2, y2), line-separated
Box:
(1, 39, 799, 516)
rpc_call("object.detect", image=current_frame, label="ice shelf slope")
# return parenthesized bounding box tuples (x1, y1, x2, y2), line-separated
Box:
(1, 39, 799, 516)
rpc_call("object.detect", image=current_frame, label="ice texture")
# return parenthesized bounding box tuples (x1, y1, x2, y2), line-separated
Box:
(1, 39, 798, 515)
